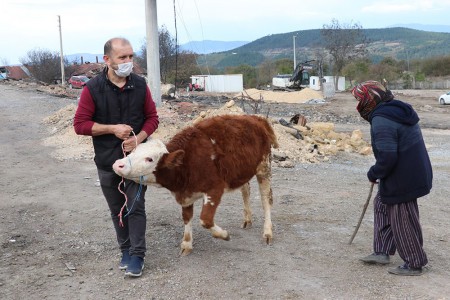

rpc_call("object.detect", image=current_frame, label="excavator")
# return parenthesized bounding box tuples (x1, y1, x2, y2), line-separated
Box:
(272, 60, 315, 91)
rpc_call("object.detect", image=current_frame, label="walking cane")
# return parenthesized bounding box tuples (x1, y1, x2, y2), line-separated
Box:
(348, 182, 375, 245)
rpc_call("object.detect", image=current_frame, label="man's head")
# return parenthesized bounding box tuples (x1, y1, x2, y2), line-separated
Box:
(103, 37, 134, 78)
(351, 80, 394, 121)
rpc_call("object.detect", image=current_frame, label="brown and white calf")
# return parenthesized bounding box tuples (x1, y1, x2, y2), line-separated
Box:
(113, 114, 279, 255)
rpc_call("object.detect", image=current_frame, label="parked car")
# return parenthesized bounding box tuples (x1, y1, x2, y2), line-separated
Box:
(438, 91, 450, 105)
(68, 75, 90, 89)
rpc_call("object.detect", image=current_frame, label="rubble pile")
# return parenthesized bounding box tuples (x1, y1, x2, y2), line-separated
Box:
(3, 80, 82, 99)
(36, 85, 81, 98)
(272, 120, 371, 165)
(184, 100, 372, 165)
(40, 99, 372, 167)
(42, 104, 94, 161)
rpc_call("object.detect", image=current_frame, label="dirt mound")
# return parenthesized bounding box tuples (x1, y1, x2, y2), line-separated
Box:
(42, 104, 94, 161)
(239, 88, 323, 103)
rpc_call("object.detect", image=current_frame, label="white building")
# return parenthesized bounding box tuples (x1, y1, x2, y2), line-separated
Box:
(190, 74, 243, 93)
(310, 76, 346, 91)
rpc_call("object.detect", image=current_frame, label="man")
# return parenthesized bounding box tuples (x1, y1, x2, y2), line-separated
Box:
(74, 37, 159, 277)
(351, 80, 432, 276)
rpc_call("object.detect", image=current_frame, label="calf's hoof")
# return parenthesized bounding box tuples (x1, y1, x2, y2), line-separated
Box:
(211, 227, 230, 241)
(213, 232, 230, 241)
(180, 241, 193, 256)
(264, 234, 273, 245)
(180, 248, 192, 256)
(242, 220, 253, 229)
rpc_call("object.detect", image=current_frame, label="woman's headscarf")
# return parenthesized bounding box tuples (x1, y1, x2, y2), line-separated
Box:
(351, 80, 394, 121)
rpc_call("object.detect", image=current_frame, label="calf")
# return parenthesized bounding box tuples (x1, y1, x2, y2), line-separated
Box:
(113, 114, 279, 255)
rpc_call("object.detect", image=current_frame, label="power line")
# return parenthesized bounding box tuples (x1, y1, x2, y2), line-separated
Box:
(192, 0, 210, 75)
(172, 0, 210, 76)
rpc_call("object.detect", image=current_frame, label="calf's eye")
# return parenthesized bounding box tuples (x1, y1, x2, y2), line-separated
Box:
(146, 157, 153, 163)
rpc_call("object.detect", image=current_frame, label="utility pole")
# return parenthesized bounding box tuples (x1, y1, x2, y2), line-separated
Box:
(58, 15, 65, 86)
(293, 34, 297, 71)
(145, 0, 161, 107)
(405, 48, 410, 72)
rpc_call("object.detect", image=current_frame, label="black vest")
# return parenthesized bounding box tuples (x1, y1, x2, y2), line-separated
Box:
(86, 69, 147, 170)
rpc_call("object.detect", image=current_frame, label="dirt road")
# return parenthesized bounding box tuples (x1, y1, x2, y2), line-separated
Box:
(1, 82, 449, 299)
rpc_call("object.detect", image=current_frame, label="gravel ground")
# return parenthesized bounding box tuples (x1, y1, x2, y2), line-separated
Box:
(1, 81, 449, 300)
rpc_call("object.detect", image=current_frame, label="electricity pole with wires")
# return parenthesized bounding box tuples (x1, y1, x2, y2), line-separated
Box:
(293, 34, 297, 70)
(58, 15, 65, 86)
(145, 0, 162, 107)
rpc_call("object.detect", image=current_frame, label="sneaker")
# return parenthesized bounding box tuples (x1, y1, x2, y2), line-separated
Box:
(124, 256, 144, 277)
(119, 251, 131, 270)
(360, 253, 390, 264)
(388, 264, 424, 276)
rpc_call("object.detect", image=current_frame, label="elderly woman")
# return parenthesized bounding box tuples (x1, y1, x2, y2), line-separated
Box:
(351, 81, 433, 276)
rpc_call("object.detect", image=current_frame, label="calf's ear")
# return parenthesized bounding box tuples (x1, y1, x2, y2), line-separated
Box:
(163, 150, 185, 169)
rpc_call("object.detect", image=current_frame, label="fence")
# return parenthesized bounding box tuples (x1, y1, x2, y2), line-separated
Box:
(387, 78, 450, 90)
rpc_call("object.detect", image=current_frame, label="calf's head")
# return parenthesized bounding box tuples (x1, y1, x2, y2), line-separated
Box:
(112, 138, 173, 184)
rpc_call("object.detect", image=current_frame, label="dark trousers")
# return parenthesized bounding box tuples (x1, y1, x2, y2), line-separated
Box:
(373, 191, 428, 268)
(97, 168, 147, 258)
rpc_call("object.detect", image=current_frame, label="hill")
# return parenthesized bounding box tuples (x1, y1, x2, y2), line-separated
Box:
(201, 27, 450, 69)
(390, 23, 450, 33)
(180, 40, 249, 54)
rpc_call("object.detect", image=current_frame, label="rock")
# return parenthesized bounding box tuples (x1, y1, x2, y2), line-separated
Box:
(276, 160, 295, 168)
(161, 84, 175, 96)
(272, 150, 288, 161)
(308, 122, 335, 132)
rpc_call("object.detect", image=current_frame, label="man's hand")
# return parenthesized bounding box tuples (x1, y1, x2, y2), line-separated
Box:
(113, 124, 133, 140)
(122, 136, 138, 152)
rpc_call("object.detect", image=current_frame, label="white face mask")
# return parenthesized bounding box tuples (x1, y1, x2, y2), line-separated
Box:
(114, 62, 133, 77)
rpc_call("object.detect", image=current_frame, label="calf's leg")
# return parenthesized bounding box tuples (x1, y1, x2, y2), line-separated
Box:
(256, 156, 273, 245)
(240, 182, 253, 228)
(199, 192, 230, 241)
(180, 204, 194, 256)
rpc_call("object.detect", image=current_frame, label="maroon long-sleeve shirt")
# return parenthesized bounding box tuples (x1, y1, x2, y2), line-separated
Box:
(73, 85, 159, 137)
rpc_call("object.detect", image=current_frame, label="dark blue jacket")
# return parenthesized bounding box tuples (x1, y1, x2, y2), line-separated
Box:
(368, 100, 433, 204)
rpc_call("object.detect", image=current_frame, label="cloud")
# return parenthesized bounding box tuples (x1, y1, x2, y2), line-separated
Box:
(361, 0, 447, 13)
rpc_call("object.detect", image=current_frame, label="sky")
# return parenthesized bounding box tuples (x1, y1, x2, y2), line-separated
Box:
(2, 0, 450, 65)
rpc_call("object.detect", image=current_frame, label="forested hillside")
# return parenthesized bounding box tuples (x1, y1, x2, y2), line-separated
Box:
(204, 27, 450, 69)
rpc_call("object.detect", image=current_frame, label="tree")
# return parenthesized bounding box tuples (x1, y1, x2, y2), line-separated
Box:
(137, 26, 201, 86)
(419, 55, 450, 77)
(225, 64, 257, 88)
(168, 51, 202, 86)
(369, 57, 402, 84)
(342, 58, 370, 86)
(133, 37, 147, 70)
(274, 58, 294, 75)
(0, 57, 9, 66)
(20, 48, 65, 84)
(136, 25, 178, 83)
(312, 48, 330, 90)
(158, 25, 178, 84)
(257, 59, 277, 88)
(321, 19, 368, 90)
